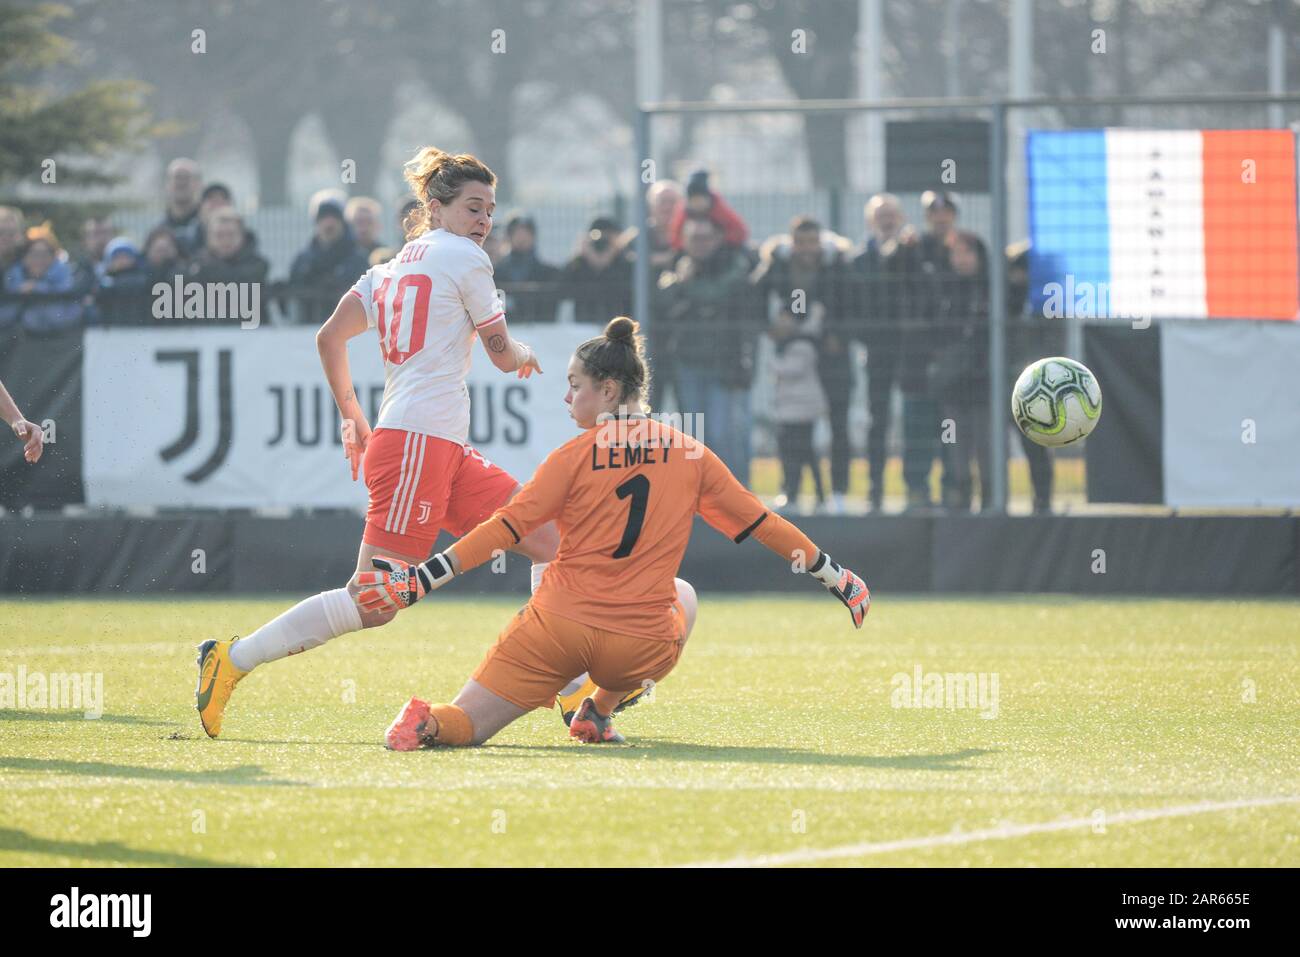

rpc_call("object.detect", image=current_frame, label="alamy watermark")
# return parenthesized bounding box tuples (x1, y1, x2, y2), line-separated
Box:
(0, 665, 103, 718)
(593, 407, 705, 460)
(49, 887, 150, 937)
(152, 275, 260, 329)
(1041, 274, 1152, 330)
(890, 663, 999, 719)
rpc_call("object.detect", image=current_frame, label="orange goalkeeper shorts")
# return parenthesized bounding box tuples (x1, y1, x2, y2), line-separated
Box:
(471, 600, 688, 712)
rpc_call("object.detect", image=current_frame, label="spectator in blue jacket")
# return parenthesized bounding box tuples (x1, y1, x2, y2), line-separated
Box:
(93, 237, 152, 326)
(0, 224, 81, 333)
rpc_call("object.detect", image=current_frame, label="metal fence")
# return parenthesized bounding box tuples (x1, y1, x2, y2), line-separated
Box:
(633, 92, 1300, 515)
(7, 91, 1299, 516)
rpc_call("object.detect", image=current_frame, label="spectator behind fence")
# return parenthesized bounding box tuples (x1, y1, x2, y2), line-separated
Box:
(655, 216, 759, 485)
(155, 158, 204, 256)
(930, 229, 991, 512)
(368, 245, 396, 267)
(482, 226, 507, 266)
(398, 197, 420, 240)
(644, 180, 684, 410)
(0, 224, 80, 333)
(72, 215, 114, 295)
(1008, 240, 1053, 513)
(496, 214, 560, 323)
(199, 183, 232, 223)
(752, 215, 855, 513)
(847, 193, 918, 512)
(0, 207, 26, 286)
(899, 189, 961, 512)
(346, 196, 384, 255)
(70, 215, 114, 323)
(289, 198, 369, 324)
(187, 208, 270, 289)
(196, 183, 263, 262)
(766, 292, 829, 516)
(93, 237, 151, 326)
(646, 180, 683, 271)
(144, 226, 184, 285)
(563, 216, 633, 326)
(669, 169, 749, 254)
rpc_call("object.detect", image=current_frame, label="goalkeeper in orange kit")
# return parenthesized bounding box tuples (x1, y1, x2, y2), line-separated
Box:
(359, 317, 870, 749)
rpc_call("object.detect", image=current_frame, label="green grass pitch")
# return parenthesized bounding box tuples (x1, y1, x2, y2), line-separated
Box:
(1, 595, 1297, 867)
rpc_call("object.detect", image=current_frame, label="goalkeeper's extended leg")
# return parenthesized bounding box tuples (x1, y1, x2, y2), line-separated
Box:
(386, 680, 528, 750)
(556, 578, 697, 727)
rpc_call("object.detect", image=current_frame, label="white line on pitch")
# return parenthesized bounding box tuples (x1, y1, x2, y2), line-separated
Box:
(680, 795, 1300, 868)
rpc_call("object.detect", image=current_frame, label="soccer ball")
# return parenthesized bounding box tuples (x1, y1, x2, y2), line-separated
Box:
(1011, 356, 1102, 448)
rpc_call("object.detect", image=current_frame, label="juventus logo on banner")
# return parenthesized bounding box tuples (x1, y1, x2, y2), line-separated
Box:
(155, 349, 234, 482)
(82, 325, 596, 508)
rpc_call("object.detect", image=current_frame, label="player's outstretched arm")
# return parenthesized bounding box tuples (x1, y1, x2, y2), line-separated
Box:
(318, 292, 373, 481)
(697, 446, 869, 628)
(746, 513, 871, 629)
(357, 446, 570, 614)
(0, 376, 44, 464)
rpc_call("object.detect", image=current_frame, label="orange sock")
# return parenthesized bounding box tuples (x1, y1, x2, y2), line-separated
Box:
(428, 704, 474, 746)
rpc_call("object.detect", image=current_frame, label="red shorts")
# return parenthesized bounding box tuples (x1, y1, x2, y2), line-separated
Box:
(362, 428, 520, 556)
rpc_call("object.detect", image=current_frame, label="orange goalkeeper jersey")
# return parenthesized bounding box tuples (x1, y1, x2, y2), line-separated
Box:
(451, 416, 771, 640)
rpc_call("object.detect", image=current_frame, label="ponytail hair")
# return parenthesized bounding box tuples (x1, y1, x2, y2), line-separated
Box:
(575, 316, 651, 408)
(402, 146, 496, 240)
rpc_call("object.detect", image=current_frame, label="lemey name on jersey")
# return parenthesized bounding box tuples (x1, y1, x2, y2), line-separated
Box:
(590, 441, 676, 472)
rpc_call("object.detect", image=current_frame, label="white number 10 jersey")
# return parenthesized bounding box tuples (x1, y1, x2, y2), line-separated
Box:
(348, 227, 504, 445)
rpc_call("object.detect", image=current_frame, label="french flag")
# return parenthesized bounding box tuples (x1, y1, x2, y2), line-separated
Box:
(1028, 129, 1299, 321)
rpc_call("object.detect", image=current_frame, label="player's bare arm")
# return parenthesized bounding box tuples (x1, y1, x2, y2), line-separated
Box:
(317, 292, 372, 481)
(478, 313, 542, 379)
(0, 376, 44, 464)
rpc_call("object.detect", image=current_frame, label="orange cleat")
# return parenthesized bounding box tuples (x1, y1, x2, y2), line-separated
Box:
(385, 697, 435, 751)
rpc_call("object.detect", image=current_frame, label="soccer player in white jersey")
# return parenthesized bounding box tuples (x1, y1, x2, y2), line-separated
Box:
(195, 148, 560, 737)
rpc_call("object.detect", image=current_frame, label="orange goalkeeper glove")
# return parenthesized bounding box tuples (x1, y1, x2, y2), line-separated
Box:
(356, 553, 454, 613)
(808, 552, 870, 628)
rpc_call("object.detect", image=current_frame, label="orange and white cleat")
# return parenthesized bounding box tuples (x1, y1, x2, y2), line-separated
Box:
(568, 697, 626, 744)
(385, 697, 435, 751)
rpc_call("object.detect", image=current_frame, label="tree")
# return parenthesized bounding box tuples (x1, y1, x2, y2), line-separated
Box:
(0, 2, 152, 193)
(745, 0, 857, 188)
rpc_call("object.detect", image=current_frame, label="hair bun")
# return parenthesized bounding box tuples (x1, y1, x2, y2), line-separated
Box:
(604, 316, 638, 343)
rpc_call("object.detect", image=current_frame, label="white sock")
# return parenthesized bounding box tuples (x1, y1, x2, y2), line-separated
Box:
(230, 588, 363, 672)
(530, 561, 549, 594)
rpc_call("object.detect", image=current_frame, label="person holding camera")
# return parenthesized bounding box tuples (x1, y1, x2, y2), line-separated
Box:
(655, 216, 760, 485)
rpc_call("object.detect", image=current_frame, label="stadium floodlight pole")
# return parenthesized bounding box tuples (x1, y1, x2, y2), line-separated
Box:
(859, 0, 884, 193)
(633, 107, 652, 334)
(1269, 0, 1286, 129)
(633, 0, 660, 334)
(988, 102, 1009, 514)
